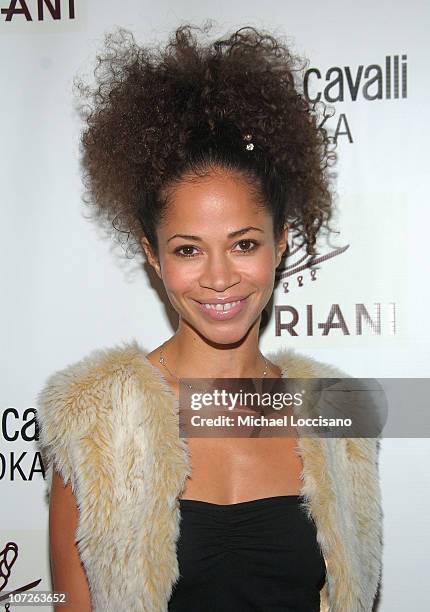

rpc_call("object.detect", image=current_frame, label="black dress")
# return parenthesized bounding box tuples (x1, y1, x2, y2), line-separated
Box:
(168, 494, 326, 611)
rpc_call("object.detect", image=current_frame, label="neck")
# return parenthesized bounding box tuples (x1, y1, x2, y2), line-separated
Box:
(159, 325, 280, 380)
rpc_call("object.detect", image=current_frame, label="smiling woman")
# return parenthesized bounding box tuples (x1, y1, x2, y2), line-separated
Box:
(141, 169, 287, 345)
(36, 22, 383, 612)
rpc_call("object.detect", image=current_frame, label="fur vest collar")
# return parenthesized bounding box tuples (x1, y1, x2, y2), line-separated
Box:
(37, 340, 383, 611)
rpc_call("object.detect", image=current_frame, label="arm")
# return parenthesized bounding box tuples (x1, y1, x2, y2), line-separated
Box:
(49, 469, 92, 612)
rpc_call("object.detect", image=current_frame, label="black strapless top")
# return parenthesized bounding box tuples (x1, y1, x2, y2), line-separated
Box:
(167, 494, 326, 611)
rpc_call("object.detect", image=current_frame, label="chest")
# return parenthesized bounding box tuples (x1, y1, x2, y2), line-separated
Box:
(178, 436, 305, 504)
(152, 375, 306, 504)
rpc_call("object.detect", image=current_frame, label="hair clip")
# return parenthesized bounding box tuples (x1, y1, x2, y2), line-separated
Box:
(243, 133, 254, 151)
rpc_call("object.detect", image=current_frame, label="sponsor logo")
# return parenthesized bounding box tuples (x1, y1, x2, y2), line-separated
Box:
(303, 55, 408, 143)
(1, 0, 75, 21)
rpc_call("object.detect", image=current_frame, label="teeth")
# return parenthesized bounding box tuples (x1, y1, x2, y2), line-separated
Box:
(203, 300, 241, 311)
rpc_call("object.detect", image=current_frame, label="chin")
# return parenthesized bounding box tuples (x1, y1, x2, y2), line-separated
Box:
(185, 315, 260, 345)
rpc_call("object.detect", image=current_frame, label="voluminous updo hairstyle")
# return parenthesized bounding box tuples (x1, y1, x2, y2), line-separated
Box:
(74, 22, 336, 262)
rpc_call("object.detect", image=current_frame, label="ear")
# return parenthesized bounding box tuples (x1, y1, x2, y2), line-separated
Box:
(275, 223, 288, 267)
(141, 235, 162, 280)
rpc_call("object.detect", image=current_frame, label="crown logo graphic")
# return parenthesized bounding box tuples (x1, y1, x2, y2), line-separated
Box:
(276, 236, 350, 292)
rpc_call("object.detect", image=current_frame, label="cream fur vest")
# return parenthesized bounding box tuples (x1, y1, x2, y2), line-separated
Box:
(36, 340, 383, 612)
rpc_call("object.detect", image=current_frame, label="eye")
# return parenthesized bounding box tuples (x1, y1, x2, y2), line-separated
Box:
(233, 239, 259, 253)
(174, 239, 260, 258)
(174, 245, 199, 258)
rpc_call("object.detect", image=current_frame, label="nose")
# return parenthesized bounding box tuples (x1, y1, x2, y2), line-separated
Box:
(198, 251, 241, 293)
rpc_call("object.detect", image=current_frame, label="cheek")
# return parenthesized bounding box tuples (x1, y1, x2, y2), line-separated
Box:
(161, 257, 196, 294)
(247, 249, 277, 284)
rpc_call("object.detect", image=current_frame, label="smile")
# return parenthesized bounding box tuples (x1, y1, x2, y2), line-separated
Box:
(193, 297, 249, 320)
(202, 300, 242, 311)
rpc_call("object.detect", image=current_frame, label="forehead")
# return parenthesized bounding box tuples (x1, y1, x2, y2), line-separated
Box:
(160, 170, 270, 231)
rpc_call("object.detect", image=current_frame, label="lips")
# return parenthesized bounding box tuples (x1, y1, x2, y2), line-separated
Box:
(193, 296, 249, 320)
(201, 300, 242, 311)
(195, 295, 250, 305)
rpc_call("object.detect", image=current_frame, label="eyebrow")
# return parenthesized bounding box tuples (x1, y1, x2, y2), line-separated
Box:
(167, 226, 264, 243)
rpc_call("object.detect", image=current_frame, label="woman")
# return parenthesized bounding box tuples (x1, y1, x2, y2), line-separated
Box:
(37, 24, 383, 611)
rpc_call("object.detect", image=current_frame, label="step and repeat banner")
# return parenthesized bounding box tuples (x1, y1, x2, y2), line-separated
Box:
(1, 1, 429, 610)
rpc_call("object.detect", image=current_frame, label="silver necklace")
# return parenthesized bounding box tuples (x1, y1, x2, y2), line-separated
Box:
(159, 344, 270, 390)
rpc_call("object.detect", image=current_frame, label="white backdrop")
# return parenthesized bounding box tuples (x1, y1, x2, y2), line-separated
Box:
(1, 0, 429, 609)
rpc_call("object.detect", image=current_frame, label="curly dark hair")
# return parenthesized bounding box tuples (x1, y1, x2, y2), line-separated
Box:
(74, 23, 337, 262)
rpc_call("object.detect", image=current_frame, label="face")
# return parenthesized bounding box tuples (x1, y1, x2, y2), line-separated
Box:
(141, 168, 288, 345)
